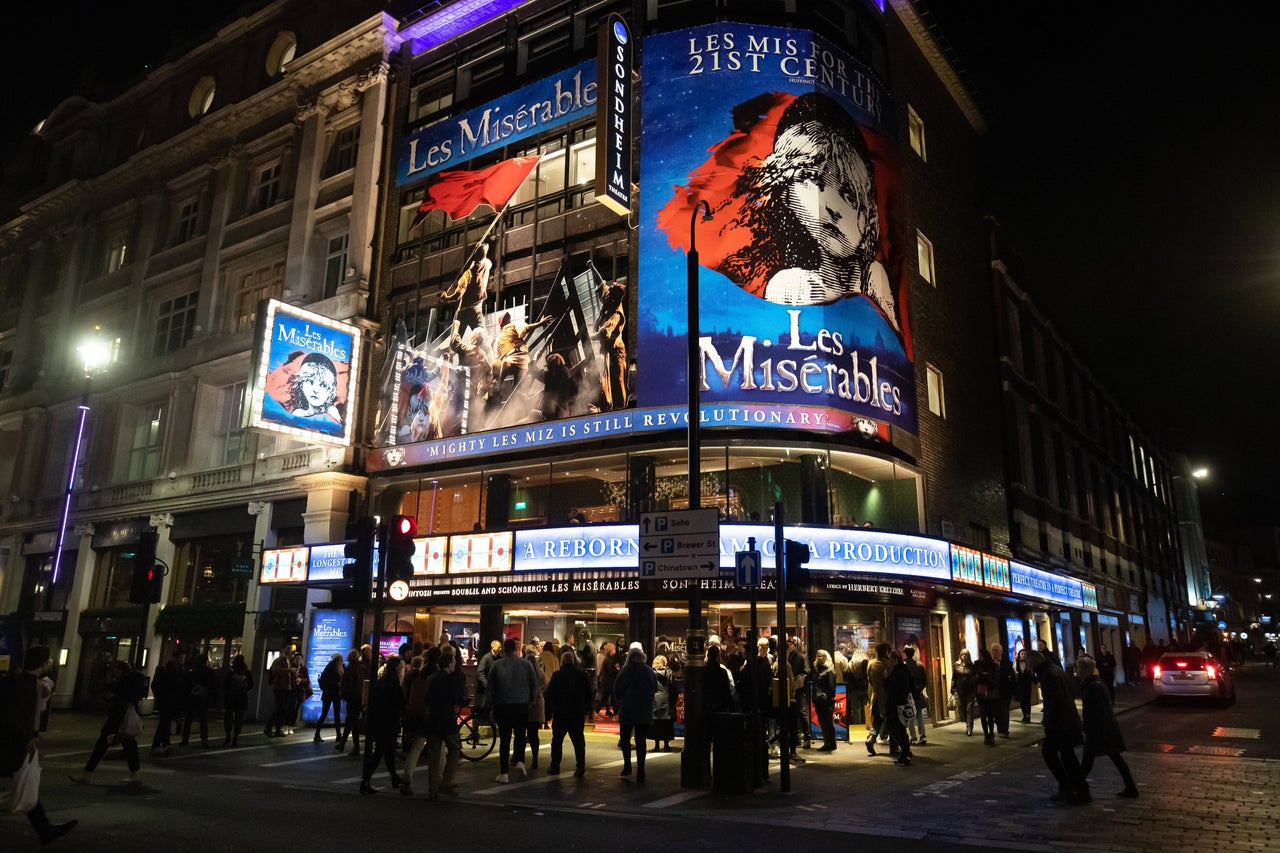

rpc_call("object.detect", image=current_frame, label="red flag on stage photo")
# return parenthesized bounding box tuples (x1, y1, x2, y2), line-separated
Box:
(411, 155, 542, 228)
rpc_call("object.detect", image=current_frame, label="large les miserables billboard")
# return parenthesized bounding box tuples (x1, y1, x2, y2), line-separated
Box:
(638, 23, 915, 435)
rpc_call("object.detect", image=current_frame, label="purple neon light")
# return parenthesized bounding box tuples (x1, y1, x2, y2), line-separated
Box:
(403, 0, 524, 56)
(50, 403, 90, 585)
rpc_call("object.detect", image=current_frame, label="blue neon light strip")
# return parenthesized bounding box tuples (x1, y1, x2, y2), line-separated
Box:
(403, 0, 525, 56)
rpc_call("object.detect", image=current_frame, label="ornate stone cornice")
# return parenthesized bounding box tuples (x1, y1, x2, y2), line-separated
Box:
(247, 500, 269, 516)
(355, 61, 389, 93)
(209, 144, 245, 170)
(73, 523, 95, 537)
(295, 98, 328, 124)
(149, 512, 174, 528)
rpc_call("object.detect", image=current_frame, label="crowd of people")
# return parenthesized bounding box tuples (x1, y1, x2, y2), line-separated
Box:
(2, 628, 1165, 847)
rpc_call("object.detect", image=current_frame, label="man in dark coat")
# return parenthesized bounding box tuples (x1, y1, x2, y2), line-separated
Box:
(992, 642, 1016, 738)
(545, 650, 593, 777)
(1076, 656, 1138, 798)
(1026, 648, 1091, 804)
(1, 645, 77, 844)
(150, 649, 186, 754)
(1095, 644, 1119, 704)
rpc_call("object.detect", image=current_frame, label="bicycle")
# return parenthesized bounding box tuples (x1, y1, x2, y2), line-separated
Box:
(457, 703, 496, 761)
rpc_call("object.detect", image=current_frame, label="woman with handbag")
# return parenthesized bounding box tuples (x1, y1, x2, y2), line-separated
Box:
(812, 650, 838, 752)
(71, 659, 148, 785)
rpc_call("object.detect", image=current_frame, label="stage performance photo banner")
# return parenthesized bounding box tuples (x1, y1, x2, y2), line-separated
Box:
(638, 23, 917, 436)
(247, 299, 362, 446)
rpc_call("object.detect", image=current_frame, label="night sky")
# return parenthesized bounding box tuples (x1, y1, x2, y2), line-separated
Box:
(2, 2, 1275, 531)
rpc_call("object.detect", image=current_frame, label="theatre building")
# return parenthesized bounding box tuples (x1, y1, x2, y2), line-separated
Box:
(343, 0, 1164, 732)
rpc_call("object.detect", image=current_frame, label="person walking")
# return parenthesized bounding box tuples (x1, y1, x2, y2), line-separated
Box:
(993, 643, 1015, 738)
(71, 659, 148, 786)
(181, 653, 216, 748)
(545, 650, 592, 777)
(315, 652, 344, 743)
(883, 648, 914, 765)
(2, 645, 77, 845)
(1015, 649, 1034, 723)
(291, 653, 312, 735)
(337, 648, 366, 754)
(902, 645, 928, 745)
(149, 649, 186, 755)
(266, 648, 296, 738)
(360, 654, 405, 794)
(614, 645, 657, 782)
(1096, 644, 1119, 705)
(651, 654, 675, 752)
(488, 637, 539, 783)
(865, 643, 890, 755)
(974, 647, 1000, 745)
(474, 639, 502, 714)
(950, 649, 978, 736)
(520, 644, 548, 770)
(222, 654, 253, 746)
(423, 649, 464, 799)
(1077, 656, 1138, 798)
(812, 650, 838, 751)
(1026, 649, 1090, 804)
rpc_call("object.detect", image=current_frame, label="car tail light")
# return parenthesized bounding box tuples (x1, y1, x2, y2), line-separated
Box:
(1206, 664, 1217, 679)
(1153, 664, 1162, 679)
(1175, 660, 1189, 668)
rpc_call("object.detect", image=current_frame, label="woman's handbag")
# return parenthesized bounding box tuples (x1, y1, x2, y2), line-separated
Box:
(947, 693, 957, 712)
(897, 694, 917, 727)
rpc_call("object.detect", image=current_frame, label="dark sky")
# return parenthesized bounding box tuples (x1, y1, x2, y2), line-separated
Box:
(2, 2, 1275, 531)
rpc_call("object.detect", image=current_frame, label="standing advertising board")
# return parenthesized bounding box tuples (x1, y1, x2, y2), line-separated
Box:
(301, 610, 355, 723)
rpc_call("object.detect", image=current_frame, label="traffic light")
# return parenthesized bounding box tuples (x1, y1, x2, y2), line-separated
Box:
(784, 538, 811, 591)
(385, 515, 418, 582)
(344, 517, 376, 599)
(129, 530, 159, 604)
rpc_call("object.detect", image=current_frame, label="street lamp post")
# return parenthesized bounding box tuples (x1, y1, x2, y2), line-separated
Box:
(681, 199, 712, 789)
(48, 334, 110, 609)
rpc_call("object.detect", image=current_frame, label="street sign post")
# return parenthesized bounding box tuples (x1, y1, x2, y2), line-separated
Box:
(639, 508, 720, 578)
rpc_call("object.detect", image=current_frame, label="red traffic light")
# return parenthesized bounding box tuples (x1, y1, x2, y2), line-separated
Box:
(394, 515, 417, 536)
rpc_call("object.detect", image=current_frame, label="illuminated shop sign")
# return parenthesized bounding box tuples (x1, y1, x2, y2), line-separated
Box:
(1009, 561, 1085, 609)
(1081, 581, 1098, 612)
(638, 23, 916, 435)
(367, 402, 888, 471)
(449, 532, 513, 573)
(401, 0, 525, 56)
(397, 60, 596, 186)
(247, 300, 360, 447)
(511, 524, 949, 581)
(307, 544, 352, 582)
(982, 554, 1011, 592)
(515, 525, 638, 571)
(261, 547, 309, 584)
(411, 536, 450, 576)
(595, 14, 633, 216)
(950, 545, 982, 585)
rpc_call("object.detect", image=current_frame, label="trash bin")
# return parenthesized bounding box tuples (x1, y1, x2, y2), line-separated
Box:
(712, 712, 750, 794)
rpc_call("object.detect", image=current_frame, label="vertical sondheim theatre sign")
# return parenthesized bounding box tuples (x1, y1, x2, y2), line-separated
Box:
(595, 13, 633, 215)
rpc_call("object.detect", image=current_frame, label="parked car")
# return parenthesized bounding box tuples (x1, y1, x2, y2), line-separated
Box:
(1153, 651, 1235, 706)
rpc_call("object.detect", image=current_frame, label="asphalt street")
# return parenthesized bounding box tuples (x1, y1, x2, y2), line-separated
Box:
(7, 663, 1279, 852)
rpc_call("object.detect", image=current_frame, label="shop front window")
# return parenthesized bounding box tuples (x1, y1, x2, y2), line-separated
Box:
(171, 537, 254, 605)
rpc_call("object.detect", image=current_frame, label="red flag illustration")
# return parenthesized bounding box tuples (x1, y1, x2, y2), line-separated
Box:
(411, 155, 542, 228)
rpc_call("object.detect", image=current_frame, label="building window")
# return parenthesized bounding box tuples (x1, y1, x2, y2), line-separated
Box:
(323, 234, 349, 299)
(105, 231, 130, 274)
(410, 70, 454, 124)
(0, 348, 11, 394)
(188, 76, 216, 119)
(212, 382, 249, 467)
(907, 104, 926, 161)
(153, 292, 199, 356)
(253, 161, 282, 211)
(916, 230, 935, 285)
(232, 261, 285, 333)
(926, 363, 946, 418)
(265, 31, 297, 77)
(174, 198, 200, 244)
(325, 125, 360, 177)
(127, 404, 165, 482)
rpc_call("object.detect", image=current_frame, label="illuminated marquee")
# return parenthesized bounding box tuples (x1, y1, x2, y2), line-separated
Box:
(1009, 561, 1085, 609)
(261, 547, 309, 584)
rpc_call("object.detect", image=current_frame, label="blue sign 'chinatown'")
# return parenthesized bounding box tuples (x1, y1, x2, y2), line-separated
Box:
(301, 610, 355, 723)
(397, 60, 596, 186)
(638, 23, 916, 435)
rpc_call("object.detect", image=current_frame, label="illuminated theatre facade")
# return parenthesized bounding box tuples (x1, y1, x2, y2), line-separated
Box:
(351, 0, 1154, 726)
